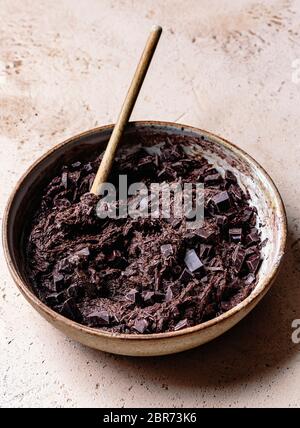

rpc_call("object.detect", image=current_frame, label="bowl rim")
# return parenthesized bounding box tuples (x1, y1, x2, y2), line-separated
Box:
(2, 120, 288, 342)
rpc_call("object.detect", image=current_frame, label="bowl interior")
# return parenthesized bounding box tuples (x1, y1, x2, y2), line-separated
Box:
(5, 122, 286, 326)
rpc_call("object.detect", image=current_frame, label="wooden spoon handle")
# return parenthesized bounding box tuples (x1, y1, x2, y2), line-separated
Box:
(90, 25, 162, 195)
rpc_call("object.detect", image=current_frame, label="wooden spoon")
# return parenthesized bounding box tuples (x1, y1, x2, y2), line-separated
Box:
(90, 25, 162, 195)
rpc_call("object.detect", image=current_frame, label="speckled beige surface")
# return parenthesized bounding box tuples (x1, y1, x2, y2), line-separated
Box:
(1, 0, 300, 408)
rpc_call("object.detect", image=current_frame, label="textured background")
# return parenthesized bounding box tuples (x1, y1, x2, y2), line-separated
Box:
(1, 0, 300, 408)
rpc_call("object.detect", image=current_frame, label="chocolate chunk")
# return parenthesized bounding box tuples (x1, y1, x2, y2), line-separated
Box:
(53, 273, 64, 292)
(84, 162, 93, 172)
(241, 208, 253, 223)
(206, 266, 224, 272)
(199, 244, 213, 259)
(160, 244, 173, 258)
(76, 247, 90, 257)
(216, 215, 228, 227)
(133, 318, 148, 333)
(142, 291, 155, 305)
(212, 191, 231, 212)
(246, 228, 260, 246)
(174, 319, 188, 331)
(71, 161, 81, 168)
(46, 291, 65, 306)
(125, 289, 141, 304)
(232, 245, 246, 273)
(179, 268, 194, 284)
(204, 173, 222, 186)
(229, 184, 243, 202)
(245, 273, 256, 285)
(61, 172, 68, 189)
(229, 228, 243, 243)
(246, 254, 261, 273)
(184, 249, 203, 273)
(67, 284, 84, 298)
(225, 170, 237, 185)
(196, 228, 215, 242)
(60, 298, 82, 321)
(165, 285, 173, 302)
(86, 309, 110, 326)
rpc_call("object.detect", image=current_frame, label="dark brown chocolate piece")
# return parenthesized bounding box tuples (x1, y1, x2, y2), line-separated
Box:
(53, 273, 64, 292)
(142, 291, 155, 305)
(160, 244, 173, 258)
(204, 173, 222, 186)
(87, 310, 110, 326)
(232, 245, 246, 273)
(174, 319, 188, 331)
(199, 244, 213, 259)
(133, 318, 148, 333)
(67, 284, 84, 298)
(229, 228, 243, 243)
(246, 228, 260, 246)
(246, 254, 261, 273)
(196, 228, 215, 242)
(125, 289, 140, 304)
(225, 170, 237, 185)
(165, 285, 173, 302)
(179, 268, 194, 284)
(212, 191, 231, 212)
(60, 298, 82, 321)
(46, 291, 65, 306)
(61, 172, 68, 189)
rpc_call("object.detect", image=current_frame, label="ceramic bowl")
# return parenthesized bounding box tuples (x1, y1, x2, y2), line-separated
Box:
(3, 121, 287, 356)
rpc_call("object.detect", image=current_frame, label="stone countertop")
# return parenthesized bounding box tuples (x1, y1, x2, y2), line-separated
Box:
(1, 0, 300, 408)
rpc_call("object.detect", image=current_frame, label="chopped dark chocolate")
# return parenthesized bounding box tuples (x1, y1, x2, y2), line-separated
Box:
(179, 268, 194, 284)
(67, 284, 84, 298)
(174, 319, 188, 331)
(46, 291, 65, 306)
(142, 291, 155, 305)
(71, 161, 81, 169)
(76, 247, 90, 257)
(229, 228, 243, 243)
(245, 273, 256, 285)
(86, 309, 110, 326)
(125, 289, 140, 304)
(212, 191, 231, 212)
(232, 245, 246, 273)
(165, 285, 173, 302)
(160, 244, 173, 258)
(246, 228, 260, 246)
(225, 170, 237, 185)
(26, 135, 262, 334)
(216, 215, 228, 227)
(199, 244, 213, 260)
(60, 298, 82, 322)
(133, 318, 148, 333)
(229, 185, 243, 202)
(61, 172, 68, 189)
(53, 273, 65, 292)
(246, 254, 261, 273)
(204, 173, 222, 186)
(196, 228, 215, 242)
